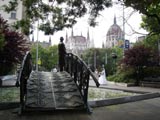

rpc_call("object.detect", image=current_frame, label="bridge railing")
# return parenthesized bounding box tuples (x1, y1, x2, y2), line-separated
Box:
(17, 51, 32, 113)
(65, 53, 99, 110)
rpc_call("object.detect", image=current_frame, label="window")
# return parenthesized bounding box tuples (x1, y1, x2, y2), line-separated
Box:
(10, 12, 16, 19)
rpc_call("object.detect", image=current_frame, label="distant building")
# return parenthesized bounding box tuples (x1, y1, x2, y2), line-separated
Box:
(31, 36, 51, 48)
(0, 0, 24, 31)
(65, 28, 94, 56)
(105, 16, 124, 48)
(137, 36, 146, 42)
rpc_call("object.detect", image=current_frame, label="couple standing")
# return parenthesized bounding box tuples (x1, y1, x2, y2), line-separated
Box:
(96, 66, 107, 85)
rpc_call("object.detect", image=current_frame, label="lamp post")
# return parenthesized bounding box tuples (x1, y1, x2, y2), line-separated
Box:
(122, 3, 125, 57)
(105, 53, 107, 65)
(94, 50, 96, 70)
(36, 20, 39, 72)
(158, 38, 160, 65)
(35, 1, 40, 72)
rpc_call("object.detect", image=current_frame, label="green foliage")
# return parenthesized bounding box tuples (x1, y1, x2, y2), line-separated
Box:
(107, 66, 135, 83)
(2, 0, 112, 35)
(120, 44, 159, 85)
(120, 0, 160, 35)
(82, 47, 123, 75)
(141, 15, 160, 34)
(0, 87, 19, 102)
(0, 16, 30, 75)
(143, 66, 160, 77)
(143, 34, 159, 51)
(2, 0, 18, 13)
(0, 33, 5, 51)
(30, 44, 58, 71)
(12, 19, 31, 35)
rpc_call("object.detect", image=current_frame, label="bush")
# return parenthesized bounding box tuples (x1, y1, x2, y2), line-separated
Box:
(143, 66, 160, 77)
(0, 16, 30, 75)
(107, 66, 136, 83)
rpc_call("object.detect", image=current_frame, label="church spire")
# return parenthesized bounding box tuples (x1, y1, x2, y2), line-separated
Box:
(49, 35, 51, 45)
(65, 31, 68, 43)
(114, 15, 117, 24)
(87, 28, 90, 41)
(71, 28, 74, 37)
(32, 35, 34, 42)
(102, 41, 105, 48)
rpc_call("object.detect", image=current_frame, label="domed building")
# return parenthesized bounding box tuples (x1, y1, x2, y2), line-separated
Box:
(105, 16, 124, 48)
(65, 29, 94, 56)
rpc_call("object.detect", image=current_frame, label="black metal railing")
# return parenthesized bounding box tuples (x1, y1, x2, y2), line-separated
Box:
(65, 53, 99, 112)
(17, 51, 32, 113)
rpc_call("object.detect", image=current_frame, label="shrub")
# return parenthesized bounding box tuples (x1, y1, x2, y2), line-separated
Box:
(107, 66, 136, 83)
(143, 66, 160, 77)
(0, 16, 30, 75)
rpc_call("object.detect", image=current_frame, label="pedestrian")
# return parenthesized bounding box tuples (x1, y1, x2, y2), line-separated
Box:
(58, 37, 66, 71)
(98, 65, 107, 85)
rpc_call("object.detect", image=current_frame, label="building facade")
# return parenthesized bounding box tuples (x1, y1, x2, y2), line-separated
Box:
(105, 16, 124, 48)
(65, 29, 94, 56)
(31, 36, 51, 48)
(0, 0, 24, 28)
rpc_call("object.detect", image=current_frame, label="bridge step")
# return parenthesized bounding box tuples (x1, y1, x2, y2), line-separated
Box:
(25, 71, 85, 111)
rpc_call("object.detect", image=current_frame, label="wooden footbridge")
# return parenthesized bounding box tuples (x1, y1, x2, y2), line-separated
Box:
(17, 52, 99, 114)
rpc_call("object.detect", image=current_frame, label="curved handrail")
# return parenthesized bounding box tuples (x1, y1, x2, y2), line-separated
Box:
(65, 53, 99, 87)
(17, 51, 32, 113)
(64, 53, 99, 112)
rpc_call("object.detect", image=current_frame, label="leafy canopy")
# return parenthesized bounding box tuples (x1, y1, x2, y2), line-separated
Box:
(119, 0, 160, 34)
(0, 16, 30, 75)
(3, 0, 112, 35)
(122, 44, 159, 67)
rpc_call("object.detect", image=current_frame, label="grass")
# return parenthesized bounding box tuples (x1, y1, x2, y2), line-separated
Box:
(0, 87, 20, 102)
(88, 87, 139, 101)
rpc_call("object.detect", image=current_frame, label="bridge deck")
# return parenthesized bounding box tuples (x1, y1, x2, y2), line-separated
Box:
(25, 71, 85, 111)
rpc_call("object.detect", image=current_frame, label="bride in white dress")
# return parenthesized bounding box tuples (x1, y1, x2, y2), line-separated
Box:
(98, 67, 107, 85)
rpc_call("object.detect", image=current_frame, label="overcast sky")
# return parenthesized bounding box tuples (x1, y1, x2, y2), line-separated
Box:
(31, 2, 147, 48)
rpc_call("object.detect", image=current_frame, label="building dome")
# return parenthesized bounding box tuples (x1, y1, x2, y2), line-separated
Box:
(107, 24, 123, 36)
(105, 16, 124, 48)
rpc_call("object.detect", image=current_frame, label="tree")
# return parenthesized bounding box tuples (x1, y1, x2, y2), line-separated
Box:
(41, 45, 58, 70)
(82, 47, 123, 75)
(121, 44, 159, 85)
(119, 0, 160, 35)
(0, 16, 30, 75)
(3, 0, 112, 35)
(142, 34, 160, 51)
(30, 44, 58, 71)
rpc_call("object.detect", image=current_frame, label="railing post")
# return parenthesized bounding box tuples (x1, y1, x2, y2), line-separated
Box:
(64, 52, 99, 113)
(17, 51, 32, 114)
(73, 57, 78, 83)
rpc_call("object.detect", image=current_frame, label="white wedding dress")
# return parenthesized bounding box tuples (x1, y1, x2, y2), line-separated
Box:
(98, 68, 107, 85)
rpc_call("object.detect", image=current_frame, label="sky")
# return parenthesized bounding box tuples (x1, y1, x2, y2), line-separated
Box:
(31, 1, 148, 48)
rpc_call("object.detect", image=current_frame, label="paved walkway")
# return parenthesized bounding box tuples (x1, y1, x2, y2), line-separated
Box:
(0, 80, 160, 120)
(89, 80, 160, 93)
(89, 80, 160, 108)
(0, 97, 160, 120)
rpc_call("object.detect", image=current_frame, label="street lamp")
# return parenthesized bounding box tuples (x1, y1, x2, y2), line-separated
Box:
(34, 2, 40, 72)
(36, 20, 39, 72)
